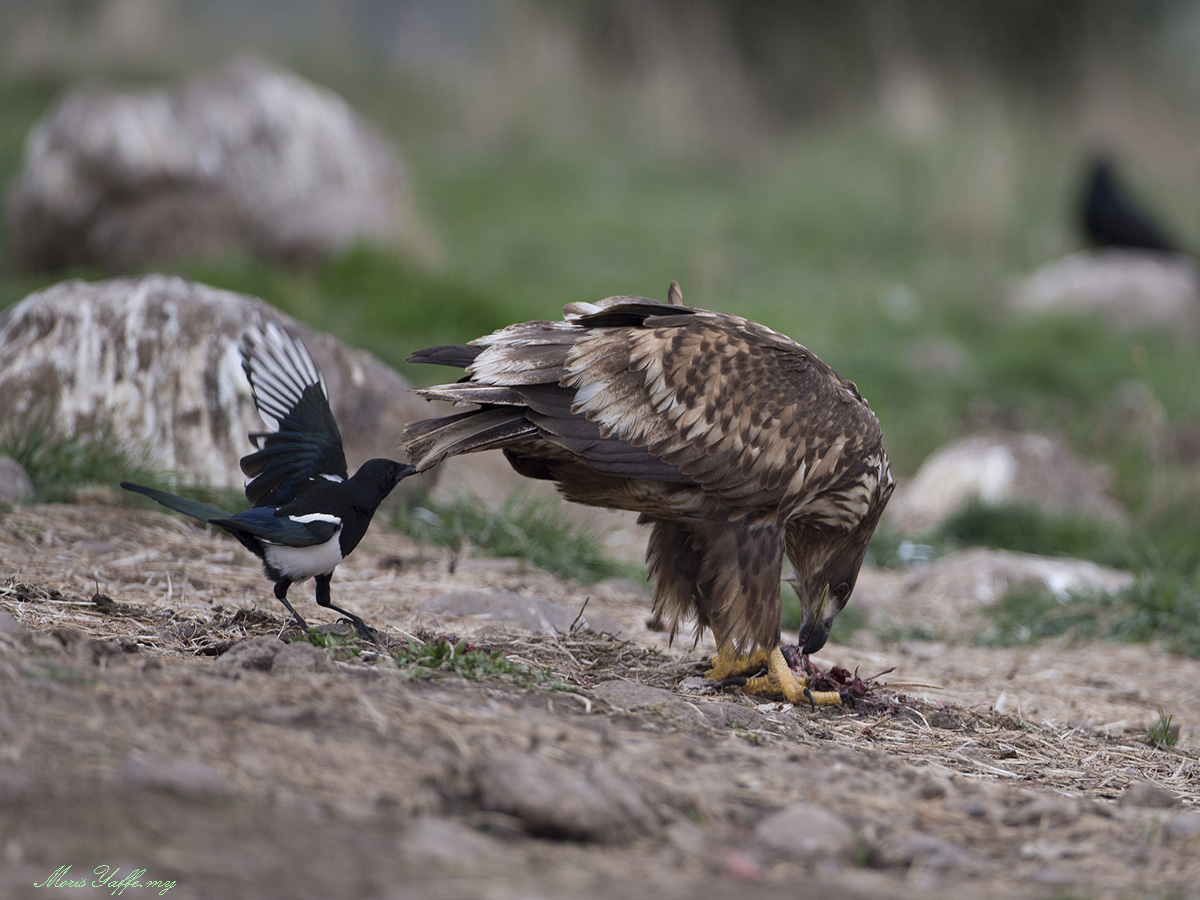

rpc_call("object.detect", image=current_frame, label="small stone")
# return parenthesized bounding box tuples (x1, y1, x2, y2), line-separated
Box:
(929, 710, 964, 730)
(115, 758, 233, 799)
(0, 611, 32, 647)
(593, 680, 684, 711)
(271, 641, 335, 676)
(946, 798, 990, 819)
(0, 456, 33, 503)
(874, 833, 978, 872)
(913, 777, 947, 800)
(1118, 779, 1179, 809)
(472, 753, 654, 844)
(398, 817, 509, 870)
(217, 635, 285, 673)
(754, 802, 856, 862)
(1002, 796, 1081, 827)
(1162, 812, 1200, 843)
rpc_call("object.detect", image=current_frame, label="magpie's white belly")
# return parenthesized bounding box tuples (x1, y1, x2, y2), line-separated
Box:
(263, 531, 343, 581)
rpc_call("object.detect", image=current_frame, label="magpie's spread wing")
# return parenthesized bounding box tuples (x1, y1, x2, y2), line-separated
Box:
(239, 322, 349, 507)
(212, 506, 340, 548)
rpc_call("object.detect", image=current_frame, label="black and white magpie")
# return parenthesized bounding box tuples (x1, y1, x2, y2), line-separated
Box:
(122, 321, 412, 641)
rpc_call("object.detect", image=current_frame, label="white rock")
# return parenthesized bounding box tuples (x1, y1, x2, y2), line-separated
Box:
(1009, 250, 1199, 333)
(7, 56, 433, 271)
(0, 274, 436, 501)
(886, 431, 1125, 536)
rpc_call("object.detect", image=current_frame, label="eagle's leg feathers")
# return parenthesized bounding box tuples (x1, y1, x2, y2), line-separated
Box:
(740, 645, 844, 707)
(705, 645, 771, 682)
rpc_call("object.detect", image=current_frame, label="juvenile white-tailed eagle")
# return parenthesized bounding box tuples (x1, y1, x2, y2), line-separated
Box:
(399, 283, 894, 705)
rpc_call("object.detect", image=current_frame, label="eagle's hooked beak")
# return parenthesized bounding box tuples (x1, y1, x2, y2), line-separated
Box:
(797, 582, 831, 655)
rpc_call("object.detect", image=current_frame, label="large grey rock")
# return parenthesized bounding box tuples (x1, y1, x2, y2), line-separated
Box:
(0, 274, 436, 501)
(886, 431, 1126, 536)
(1009, 250, 1199, 333)
(7, 56, 433, 271)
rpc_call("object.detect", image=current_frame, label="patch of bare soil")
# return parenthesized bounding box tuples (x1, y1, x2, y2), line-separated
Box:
(1, 502, 1198, 900)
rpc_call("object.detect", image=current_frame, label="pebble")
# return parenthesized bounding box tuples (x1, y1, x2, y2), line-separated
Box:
(874, 832, 978, 872)
(754, 801, 856, 863)
(1118, 779, 1179, 809)
(1002, 795, 1081, 827)
(115, 758, 233, 799)
(472, 753, 654, 843)
(1162, 812, 1200, 843)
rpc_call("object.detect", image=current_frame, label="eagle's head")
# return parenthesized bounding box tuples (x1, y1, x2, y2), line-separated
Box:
(785, 550, 866, 655)
(785, 448, 894, 654)
(785, 513, 882, 655)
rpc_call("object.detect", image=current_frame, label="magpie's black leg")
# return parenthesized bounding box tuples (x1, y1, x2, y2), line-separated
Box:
(314, 573, 377, 642)
(273, 579, 309, 631)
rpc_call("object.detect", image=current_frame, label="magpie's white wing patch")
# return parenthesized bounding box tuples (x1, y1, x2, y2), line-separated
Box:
(287, 512, 342, 526)
(242, 321, 329, 433)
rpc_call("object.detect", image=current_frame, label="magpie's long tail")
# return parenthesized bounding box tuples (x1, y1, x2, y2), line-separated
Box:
(120, 482, 233, 523)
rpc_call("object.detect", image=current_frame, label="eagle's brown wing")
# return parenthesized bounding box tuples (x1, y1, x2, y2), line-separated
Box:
(556, 304, 884, 518)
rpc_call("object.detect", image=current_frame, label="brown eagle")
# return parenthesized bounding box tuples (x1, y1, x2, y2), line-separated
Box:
(399, 282, 894, 705)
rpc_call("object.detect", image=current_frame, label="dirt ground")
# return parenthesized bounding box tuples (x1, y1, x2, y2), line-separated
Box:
(2, 499, 1199, 900)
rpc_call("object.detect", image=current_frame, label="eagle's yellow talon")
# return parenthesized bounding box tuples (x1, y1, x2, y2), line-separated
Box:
(705, 645, 770, 682)
(709, 645, 843, 708)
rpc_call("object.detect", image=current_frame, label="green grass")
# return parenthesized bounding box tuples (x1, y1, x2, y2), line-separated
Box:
(979, 565, 1200, 657)
(0, 407, 160, 504)
(391, 637, 564, 688)
(1144, 707, 1178, 750)
(392, 492, 640, 585)
(934, 502, 1130, 568)
(301, 628, 364, 662)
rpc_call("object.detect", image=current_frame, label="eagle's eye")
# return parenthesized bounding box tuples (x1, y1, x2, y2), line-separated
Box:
(832, 582, 852, 604)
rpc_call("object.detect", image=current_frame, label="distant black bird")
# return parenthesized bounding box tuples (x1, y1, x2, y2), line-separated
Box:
(1080, 154, 1180, 254)
(122, 322, 411, 640)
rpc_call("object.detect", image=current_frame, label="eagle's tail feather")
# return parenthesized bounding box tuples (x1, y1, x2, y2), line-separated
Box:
(399, 408, 537, 471)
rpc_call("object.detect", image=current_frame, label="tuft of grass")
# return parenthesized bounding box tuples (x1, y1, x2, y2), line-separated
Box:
(0, 407, 160, 504)
(1144, 707, 1178, 751)
(934, 501, 1129, 567)
(301, 628, 363, 661)
(392, 492, 640, 585)
(979, 566, 1200, 657)
(391, 638, 564, 688)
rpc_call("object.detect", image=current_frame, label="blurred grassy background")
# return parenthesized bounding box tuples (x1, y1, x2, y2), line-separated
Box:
(2, 1, 1200, 638)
